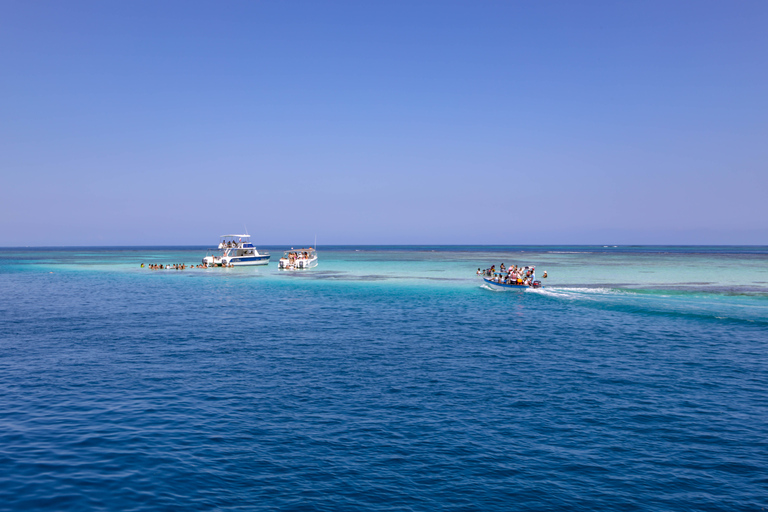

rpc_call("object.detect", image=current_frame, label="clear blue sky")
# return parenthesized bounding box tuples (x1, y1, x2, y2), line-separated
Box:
(1, 1, 766, 245)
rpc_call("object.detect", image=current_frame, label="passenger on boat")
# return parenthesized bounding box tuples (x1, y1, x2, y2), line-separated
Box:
(500, 263, 505, 272)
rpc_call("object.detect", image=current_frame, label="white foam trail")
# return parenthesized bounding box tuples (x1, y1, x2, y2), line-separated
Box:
(480, 283, 508, 292)
(561, 287, 624, 294)
(539, 286, 624, 294)
(529, 288, 574, 299)
(529, 286, 628, 300)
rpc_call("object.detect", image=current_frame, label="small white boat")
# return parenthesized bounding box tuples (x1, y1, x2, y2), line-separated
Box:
(202, 234, 270, 267)
(278, 247, 317, 270)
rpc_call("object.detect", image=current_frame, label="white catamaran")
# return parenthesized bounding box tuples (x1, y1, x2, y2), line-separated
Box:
(202, 235, 270, 266)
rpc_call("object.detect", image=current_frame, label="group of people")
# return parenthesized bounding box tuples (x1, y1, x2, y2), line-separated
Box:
(286, 251, 310, 263)
(477, 263, 547, 286)
(142, 263, 215, 270)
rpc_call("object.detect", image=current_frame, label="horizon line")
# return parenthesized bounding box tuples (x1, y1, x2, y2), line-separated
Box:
(3, 244, 768, 249)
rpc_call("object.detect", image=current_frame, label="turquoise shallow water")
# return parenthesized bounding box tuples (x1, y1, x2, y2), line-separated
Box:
(1, 246, 766, 510)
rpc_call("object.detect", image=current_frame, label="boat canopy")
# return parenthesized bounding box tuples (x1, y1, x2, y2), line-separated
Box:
(220, 234, 250, 239)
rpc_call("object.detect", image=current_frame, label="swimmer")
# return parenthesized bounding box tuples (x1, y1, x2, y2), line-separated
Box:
(543, 271, 548, 278)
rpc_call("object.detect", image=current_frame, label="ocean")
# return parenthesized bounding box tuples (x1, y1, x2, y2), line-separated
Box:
(1, 246, 766, 511)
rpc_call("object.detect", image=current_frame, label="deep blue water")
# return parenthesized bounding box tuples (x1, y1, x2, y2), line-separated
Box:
(1, 247, 766, 511)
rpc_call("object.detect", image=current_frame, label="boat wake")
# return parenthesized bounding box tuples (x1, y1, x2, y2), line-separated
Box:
(480, 283, 509, 292)
(527, 286, 768, 325)
(529, 286, 625, 299)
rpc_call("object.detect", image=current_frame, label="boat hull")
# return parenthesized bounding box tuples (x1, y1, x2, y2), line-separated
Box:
(228, 255, 270, 266)
(482, 278, 539, 290)
(278, 255, 318, 270)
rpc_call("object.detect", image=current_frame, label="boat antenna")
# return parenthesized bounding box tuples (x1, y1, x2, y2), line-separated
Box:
(314, 234, 317, 250)
(244, 224, 249, 236)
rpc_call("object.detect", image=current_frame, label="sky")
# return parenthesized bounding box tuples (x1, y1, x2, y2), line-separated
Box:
(1, 1, 766, 246)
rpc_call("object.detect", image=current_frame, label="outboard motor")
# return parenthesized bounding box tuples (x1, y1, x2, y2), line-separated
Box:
(532, 280, 542, 288)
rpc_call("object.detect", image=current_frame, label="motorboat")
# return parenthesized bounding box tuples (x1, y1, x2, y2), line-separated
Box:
(278, 247, 317, 270)
(478, 265, 542, 290)
(482, 275, 542, 290)
(202, 234, 269, 266)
